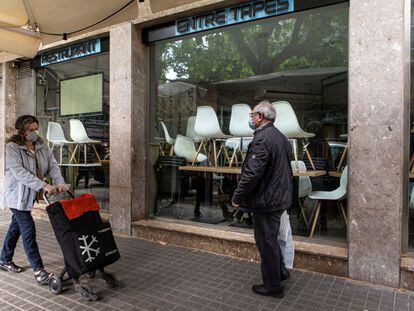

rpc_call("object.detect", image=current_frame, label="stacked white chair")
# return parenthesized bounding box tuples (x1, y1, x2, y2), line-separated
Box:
(308, 165, 348, 238)
(193, 106, 231, 166)
(291, 160, 312, 229)
(46, 122, 76, 164)
(174, 135, 207, 163)
(159, 121, 176, 156)
(185, 116, 202, 144)
(272, 101, 316, 171)
(227, 104, 254, 167)
(69, 119, 101, 164)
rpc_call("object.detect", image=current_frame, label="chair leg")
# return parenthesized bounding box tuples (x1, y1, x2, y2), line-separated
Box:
(228, 146, 237, 167)
(169, 145, 174, 156)
(91, 144, 101, 162)
(298, 198, 309, 229)
(309, 201, 321, 238)
(213, 139, 217, 166)
(69, 144, 79, 164)
(84, 144, 87, 164)
(159, 143, 165, 156)
(338, 201, 348, 226)
(304, 145, 316, 171)
(192, 140, 204, 166)
(292, 139, 299, 173)
(337, 144, 348, 171)
(59, 145, 63, 165)
(410, 153, 414, 173)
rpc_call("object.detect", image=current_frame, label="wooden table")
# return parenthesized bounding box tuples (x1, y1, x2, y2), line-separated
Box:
(328, 171, 342, 178)
(179, 165, 326, 177)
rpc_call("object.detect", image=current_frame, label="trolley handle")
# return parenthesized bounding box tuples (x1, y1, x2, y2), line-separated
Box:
(43, 185, 74, 205)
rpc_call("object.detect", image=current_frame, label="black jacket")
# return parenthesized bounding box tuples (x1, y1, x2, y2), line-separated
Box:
(232, 123, 293, 213)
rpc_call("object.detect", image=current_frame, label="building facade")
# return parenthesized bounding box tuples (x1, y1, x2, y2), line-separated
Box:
(0, 0, 412, 289)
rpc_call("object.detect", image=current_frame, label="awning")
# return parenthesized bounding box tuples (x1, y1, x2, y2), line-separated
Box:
(0, 0, 138, 61)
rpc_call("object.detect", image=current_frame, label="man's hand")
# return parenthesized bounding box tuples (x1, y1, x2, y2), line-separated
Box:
(57, 184, 68, 193)
(232, 200, 240, 208)
(43, 184, 57, 195)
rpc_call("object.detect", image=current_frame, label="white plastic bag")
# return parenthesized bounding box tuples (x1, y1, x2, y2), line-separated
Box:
(279, 210, 294, 269)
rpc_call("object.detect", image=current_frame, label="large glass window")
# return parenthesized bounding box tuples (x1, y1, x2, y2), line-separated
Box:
(35, 51, 110, 210)
(150, 4, 348, 242)
(409, 0, 414, 249)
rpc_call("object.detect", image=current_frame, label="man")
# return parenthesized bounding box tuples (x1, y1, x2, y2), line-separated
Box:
(232, 101, 293, 298)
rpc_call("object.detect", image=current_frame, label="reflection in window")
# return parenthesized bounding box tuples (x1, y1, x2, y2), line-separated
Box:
(35, 52, 110, 210)
(151, 4, 348, 242)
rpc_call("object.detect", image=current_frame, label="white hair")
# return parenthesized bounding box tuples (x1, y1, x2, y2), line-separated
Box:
(255, 100, 276, 122)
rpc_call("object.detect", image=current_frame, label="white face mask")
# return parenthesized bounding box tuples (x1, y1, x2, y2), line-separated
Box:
(26, 131, 39, 142)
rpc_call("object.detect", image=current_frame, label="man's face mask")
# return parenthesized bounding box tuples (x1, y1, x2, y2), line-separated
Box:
(248, 111, 261, 130)
(248, 117, 256, 130)
(26, 130, 39, 142)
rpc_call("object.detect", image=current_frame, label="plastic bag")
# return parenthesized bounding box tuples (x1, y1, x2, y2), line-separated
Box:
(279, 210, 294, 269)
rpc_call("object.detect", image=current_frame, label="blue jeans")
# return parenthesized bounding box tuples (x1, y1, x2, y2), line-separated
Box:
(0, 209, 43, 271)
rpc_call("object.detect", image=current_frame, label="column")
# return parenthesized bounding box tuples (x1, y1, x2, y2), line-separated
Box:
(109, 22, 148, 234)
(348, 0, 410, 286)
(0, 63, 17, 194)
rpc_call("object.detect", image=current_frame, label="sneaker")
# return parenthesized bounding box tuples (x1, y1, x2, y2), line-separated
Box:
(34, 269, 53, 285)
(0, 261, 24, 273)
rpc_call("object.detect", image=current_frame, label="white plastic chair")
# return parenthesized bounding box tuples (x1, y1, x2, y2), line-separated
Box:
(174, 135, 207, 163)
(159, 121, 176, 156)
(273, 101, 316, 170)
(308, 166, 348, 238)
(159, 121, 176, 145)
(69, 119, 101, 164)
(185, 116, 202, 143)
(291, 161, 312, 228)
(193, 106, 231, 166)
(46, 122, 76, 164)
(228, 104, 254, 167)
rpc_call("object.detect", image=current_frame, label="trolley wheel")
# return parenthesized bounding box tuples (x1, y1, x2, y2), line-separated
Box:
(74, 284, 98, 301)
(49, 277, 63, 295)
(102, 272, 119, 288)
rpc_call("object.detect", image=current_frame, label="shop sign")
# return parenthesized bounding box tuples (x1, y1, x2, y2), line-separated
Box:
(175, 0, 294, 36)
(41, 39, 101, 66)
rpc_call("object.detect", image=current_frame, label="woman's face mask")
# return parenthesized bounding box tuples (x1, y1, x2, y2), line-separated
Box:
(26, 130, 39, 142)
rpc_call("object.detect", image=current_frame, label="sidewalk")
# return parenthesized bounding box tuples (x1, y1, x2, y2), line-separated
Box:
(0, 211, 411, 311)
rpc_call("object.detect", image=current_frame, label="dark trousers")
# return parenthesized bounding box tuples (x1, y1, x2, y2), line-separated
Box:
(0, 209, 43, 271)
(253, 209, 284, 292)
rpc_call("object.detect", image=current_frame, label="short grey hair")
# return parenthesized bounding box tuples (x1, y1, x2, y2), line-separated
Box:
(254, 100, 276, 122)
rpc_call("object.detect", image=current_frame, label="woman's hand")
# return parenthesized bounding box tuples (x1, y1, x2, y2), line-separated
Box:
(57, 184, 68, 193)
(43, 184, 56, 195)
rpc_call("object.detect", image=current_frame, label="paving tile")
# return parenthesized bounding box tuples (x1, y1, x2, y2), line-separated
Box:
(0, 211, 409, 310)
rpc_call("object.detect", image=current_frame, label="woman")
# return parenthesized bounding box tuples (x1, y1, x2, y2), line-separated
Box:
(0, 115, 67, 285)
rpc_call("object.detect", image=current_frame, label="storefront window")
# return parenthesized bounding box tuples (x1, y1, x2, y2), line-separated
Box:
(35, 46, 110, 210)
(150, 4, 348, 242)
(409, 0, 414, 249)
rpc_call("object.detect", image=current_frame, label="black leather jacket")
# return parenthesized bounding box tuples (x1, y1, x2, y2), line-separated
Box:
(232, 123, 293, 213)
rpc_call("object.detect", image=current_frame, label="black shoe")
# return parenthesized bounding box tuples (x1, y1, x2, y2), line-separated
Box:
(194, 211, 202, 218)
(252, 284, 284, 298)
(0, 261, 24, 273)
(281, 267, 291, 281)
(34, 269, 53, 285)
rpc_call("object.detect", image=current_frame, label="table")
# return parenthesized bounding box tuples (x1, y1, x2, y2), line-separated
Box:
(178, 166, 326, 177)
(328, 171, 342, 178)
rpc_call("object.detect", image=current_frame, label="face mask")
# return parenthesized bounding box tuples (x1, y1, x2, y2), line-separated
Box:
(26, 131, 38, 142)
(248, 118, 256, 130)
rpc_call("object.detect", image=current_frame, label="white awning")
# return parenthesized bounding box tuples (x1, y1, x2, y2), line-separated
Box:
(0, 0, 138, 61)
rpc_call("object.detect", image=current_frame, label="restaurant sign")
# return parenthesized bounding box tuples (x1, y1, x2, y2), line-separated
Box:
(175, 0, 294, 36)
(41, 39, 101, 66)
